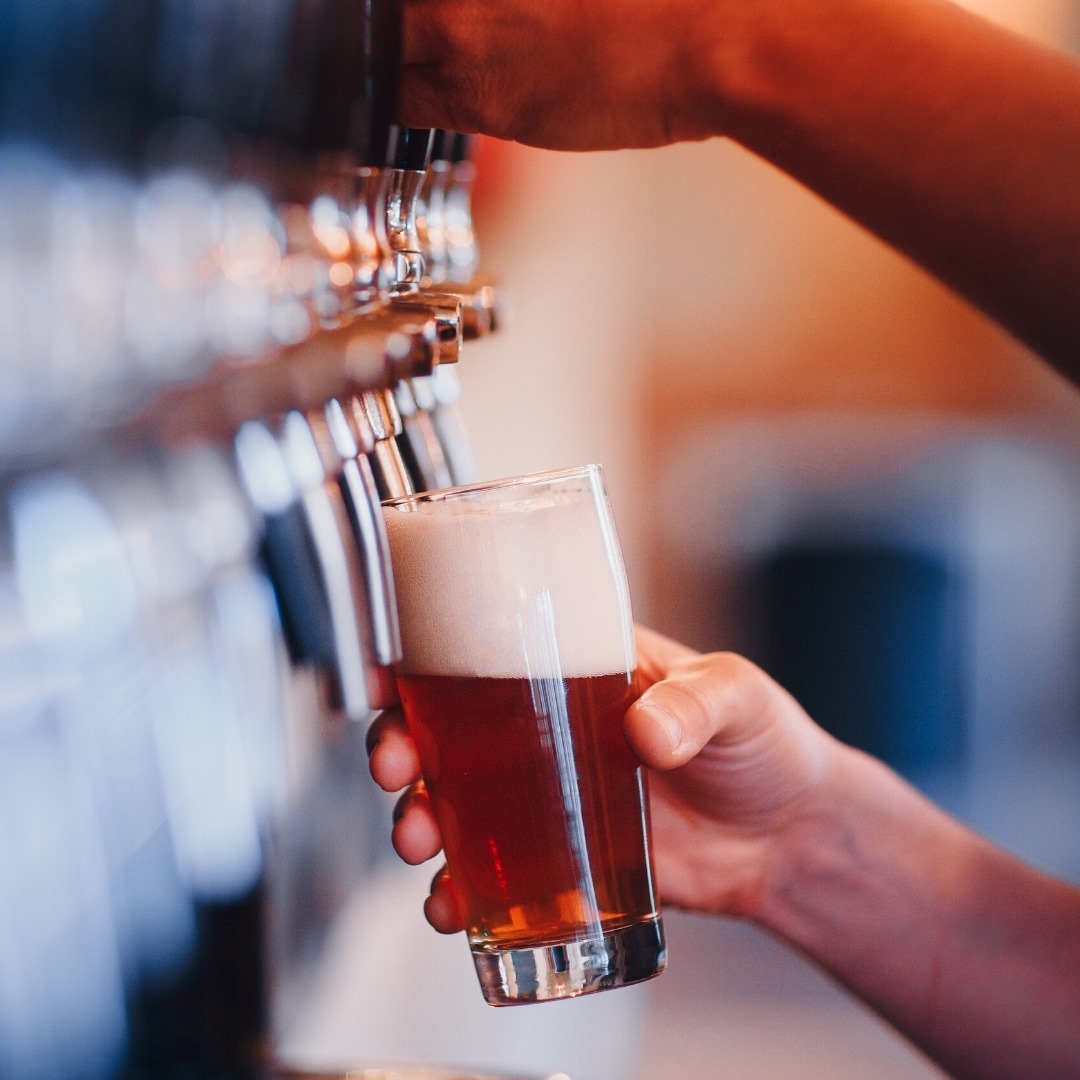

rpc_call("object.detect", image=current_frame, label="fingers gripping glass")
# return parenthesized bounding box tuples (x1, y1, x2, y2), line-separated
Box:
(382, 465, 665, 1005)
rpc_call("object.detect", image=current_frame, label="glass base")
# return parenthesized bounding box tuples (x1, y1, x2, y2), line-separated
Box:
(471, 916, 666, 1006)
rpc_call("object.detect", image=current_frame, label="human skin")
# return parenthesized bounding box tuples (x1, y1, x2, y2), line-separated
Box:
(369, 626, 1080, 1080)
(398, 0, 1080, 376)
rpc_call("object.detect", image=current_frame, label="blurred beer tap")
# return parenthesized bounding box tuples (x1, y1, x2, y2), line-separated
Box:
(424, 365, 479, 486)
(385, 127, 434, 292)
(392, 377, 454, 492)
(321, 397, 401, 708)
(341, 132, 399, 318)
(352, 389, 415, 500)
(419, 132, 506, 341)
(443, 135, 480, 283)
(385, 128, 464, 366)
(415, 130, 453, 285)
(442, 134, 507, 336)
(234, 412, 378, 724)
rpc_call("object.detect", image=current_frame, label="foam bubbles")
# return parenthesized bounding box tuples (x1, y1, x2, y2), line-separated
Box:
(383, 487, 635, 679)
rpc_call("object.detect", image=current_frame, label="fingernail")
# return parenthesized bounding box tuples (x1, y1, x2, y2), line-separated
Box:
(638, 701, 683, 754)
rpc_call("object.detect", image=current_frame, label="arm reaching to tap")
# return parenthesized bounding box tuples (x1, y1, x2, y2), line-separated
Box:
(369, 625, 1080, 1080)
(400, 0, 1080, 376)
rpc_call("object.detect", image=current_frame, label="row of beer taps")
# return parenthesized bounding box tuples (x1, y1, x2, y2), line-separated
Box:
(222, 125, 498, 725)
(0, 1, 513, 1073)
(0, 122, 502, 1077)
(4, 118, 500, 712)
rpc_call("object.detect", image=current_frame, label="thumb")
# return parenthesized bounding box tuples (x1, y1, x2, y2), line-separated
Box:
(625, 652, 775, 771)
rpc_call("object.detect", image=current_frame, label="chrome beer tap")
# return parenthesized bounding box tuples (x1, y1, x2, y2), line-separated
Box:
(382, 128, 491, 489)
(385, 128, 464, 366)
(419, 132, 506, 341)
(353, 389, 415, 500)
(385, 127, 435, 292)
(392, 377, 454, 492)
(415, 130, 453, 287)
(426, 364, 479, 486)
(321, 397, 401, 709)
(234, 413, 376, 723)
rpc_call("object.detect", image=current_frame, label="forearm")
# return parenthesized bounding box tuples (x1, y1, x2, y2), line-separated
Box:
(693, 0, 1080, 375)
(757, 745, 1080, 1079)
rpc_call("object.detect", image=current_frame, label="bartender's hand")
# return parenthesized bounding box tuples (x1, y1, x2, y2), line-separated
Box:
(366, 624, 839, 930)
(399, 0, 728, 150)
(399, 0, 1080, 374)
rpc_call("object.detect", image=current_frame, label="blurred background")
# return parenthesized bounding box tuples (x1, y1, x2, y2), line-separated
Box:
(2, 0, 1079, 1078)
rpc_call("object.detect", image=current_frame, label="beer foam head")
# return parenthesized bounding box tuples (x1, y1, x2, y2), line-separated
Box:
(383, 479, 635, 679)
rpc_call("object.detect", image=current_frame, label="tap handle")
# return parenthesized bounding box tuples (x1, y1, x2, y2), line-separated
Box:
(358, 390, 415, 500)
(325, 398, 402, 675)
(449, 132, 473, 164)
(428, 367, 478, 485)
(394, 127, 436, 172)
(358, 118, 402, 170)
(235, 421, 335, 669)
(284, 0, 369, 154)
(444, 134, 480, 281)
(281, 410, 380, 722)
(429, 130, 452, 164)
(364, 0, 404, 166)
(236, 414, 377, 722)
(393, 382, 454, 492)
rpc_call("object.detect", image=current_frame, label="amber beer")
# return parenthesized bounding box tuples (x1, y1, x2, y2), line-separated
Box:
(383, 465, 665, 1005)
(397, 671, 654, 943)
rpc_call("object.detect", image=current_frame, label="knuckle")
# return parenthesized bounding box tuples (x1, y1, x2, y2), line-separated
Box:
(706, 652, 776, 731)
(666, 652, 774, 736)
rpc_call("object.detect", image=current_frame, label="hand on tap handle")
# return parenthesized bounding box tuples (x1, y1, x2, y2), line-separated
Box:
(397, 0, 1080, 375)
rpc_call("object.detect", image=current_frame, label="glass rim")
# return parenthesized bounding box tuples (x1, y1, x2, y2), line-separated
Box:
(381, 463, 604, 509)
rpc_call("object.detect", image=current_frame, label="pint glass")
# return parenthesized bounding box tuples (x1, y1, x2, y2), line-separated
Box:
(382, 465, 666, 1005)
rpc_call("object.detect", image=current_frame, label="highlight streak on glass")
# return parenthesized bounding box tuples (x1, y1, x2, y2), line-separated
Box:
(520, 588, 603, 940)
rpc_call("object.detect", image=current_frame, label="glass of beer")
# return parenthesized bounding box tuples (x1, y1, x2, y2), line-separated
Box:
(381, 464, 665, 1006)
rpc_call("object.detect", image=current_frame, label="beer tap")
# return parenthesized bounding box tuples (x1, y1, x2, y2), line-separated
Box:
(443, 135, 480, 282)
(234, 413, 377, 723)
(415, 130, 453, 286)
(385, 128, 464, 366)
(419, 132, 506, 341)
(311, 129, 419, 503)
(390, 127, 510, 354)
(426, 365, 479, 486)
(345, 128, 399, 317)
(392, 377, 454, 492)
(322, 396, 401, 708)
(385, 127, 434, 292)
(353, 389, 415, 500)
(380, 127, 495, 490)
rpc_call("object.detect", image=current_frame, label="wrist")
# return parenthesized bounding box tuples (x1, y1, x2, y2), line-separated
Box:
(750, 737, 994, 1037)
(679, 0, 816, 144)
(751, 734, 1080, 1079)
(753, 741, 962, 945)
